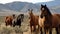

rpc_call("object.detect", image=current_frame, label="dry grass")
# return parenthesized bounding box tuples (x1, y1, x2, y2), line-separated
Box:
(0, 15, 29, 34)
(0, 15, 58, 34)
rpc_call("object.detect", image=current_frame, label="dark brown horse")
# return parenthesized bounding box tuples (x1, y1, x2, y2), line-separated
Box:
(12, 14, 23, 27)
(40, 4, 60, 34)
(28, 9, 39, 32)
(5, 14, 15, 26)
(19, 14, 24, 22)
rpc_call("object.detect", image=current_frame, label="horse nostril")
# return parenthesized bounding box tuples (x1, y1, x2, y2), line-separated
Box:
(40, 15, 43, 18)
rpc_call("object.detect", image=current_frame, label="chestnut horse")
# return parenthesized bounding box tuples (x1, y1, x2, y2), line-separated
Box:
(28, 9, 39, 32)
(40, 4, 60, 34)
(5, 14, 15, 26)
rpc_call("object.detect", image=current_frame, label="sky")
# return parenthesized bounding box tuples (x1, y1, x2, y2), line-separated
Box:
(0, 0, 54, 4)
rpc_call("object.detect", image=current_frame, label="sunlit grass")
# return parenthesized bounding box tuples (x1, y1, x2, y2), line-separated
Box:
(0, 15, 29, 34)
(0, 15, 59, 34)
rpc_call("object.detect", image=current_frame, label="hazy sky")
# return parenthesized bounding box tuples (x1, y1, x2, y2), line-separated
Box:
(0, 0, 54, 4)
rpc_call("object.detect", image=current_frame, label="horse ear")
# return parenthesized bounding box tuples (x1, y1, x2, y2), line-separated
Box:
(41, 4, 43, 7)
(28, 9, 30, 11)
(45, 4, 46, 7)
(31, 9, 33, 11)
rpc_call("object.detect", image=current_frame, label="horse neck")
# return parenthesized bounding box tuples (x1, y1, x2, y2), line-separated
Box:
(30, 13, 34, 20)
(45, 8, 52, 18)
(46, 7, 52, 15)
(44, 7, 53, 24)
(45, 13, 52, 23)
(45, 10, 52, 20)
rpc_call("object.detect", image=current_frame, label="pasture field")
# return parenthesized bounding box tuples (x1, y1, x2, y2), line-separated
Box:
(0, 15, 58, 34)
(0, 15, 30, 34)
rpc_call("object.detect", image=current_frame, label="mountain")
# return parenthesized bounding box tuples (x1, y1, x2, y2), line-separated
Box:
(35, 0, 60, 14)
(0, 1, 60, 13)
(50, 5, 60, 14)
(36, 0, 60, 7)
(0, 1, 40, 12)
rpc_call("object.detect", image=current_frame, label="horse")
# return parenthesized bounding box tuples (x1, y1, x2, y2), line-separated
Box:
(39, 15, 45, 34)
(40, 4, 60, 34)
(5, 14, 15, 26)
(12, 14, 23, 27)
(28, 9, 40, 32)
(19, 14, 24, 22)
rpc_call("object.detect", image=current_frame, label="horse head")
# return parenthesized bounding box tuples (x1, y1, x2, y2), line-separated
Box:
(28, 9, 33, 15)
(12, 14, 16, 19)
(40, 4, 52, 18)
(28, 9, 33, 19)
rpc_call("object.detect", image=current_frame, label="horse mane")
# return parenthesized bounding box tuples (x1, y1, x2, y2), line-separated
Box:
(45, 6, 52, 20)
(45, 6, 52, 16)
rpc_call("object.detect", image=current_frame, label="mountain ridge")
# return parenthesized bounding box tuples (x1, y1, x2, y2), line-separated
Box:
(0, 1, 60, 13)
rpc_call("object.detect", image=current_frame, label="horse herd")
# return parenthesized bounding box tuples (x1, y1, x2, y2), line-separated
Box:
(5, 14, 24, 27)
(4, 4, 60, 34)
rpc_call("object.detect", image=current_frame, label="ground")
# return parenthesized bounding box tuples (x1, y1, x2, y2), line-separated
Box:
(0, 15, 58, 34)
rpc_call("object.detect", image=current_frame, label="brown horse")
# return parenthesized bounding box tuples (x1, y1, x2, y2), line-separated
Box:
(28, 9, 39, 32)
(5, 14, 15, 26)
(40, 4, 60, 34)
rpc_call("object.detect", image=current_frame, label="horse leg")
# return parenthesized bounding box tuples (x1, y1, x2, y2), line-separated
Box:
(44, 27, 48, 34)
(40, 27, 43, 34)
(44, 28, 46, 34)
(13, 21, 15, 27)
(19, 25, 21, 28)
(57, 25, 60, 34)
(56, 27, 59, 34)
(13, 22, 15, 27)
(19, 23, 21, 28)
(30, 25, 32, 32)
(33, 25, 36, 32)
(13, 24, 15, 27)
(10, 22, 12, 26)
(38, 25, 40, 31)
(6, 22, 9, 26)
(6, 23, 7, 26)
(37, 24, 40, 32)
(49, 28, 52, 34)
(42, 27, 45, 34)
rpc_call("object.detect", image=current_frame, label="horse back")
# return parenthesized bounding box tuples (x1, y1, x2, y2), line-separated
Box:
(55, 14, 60, 19)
